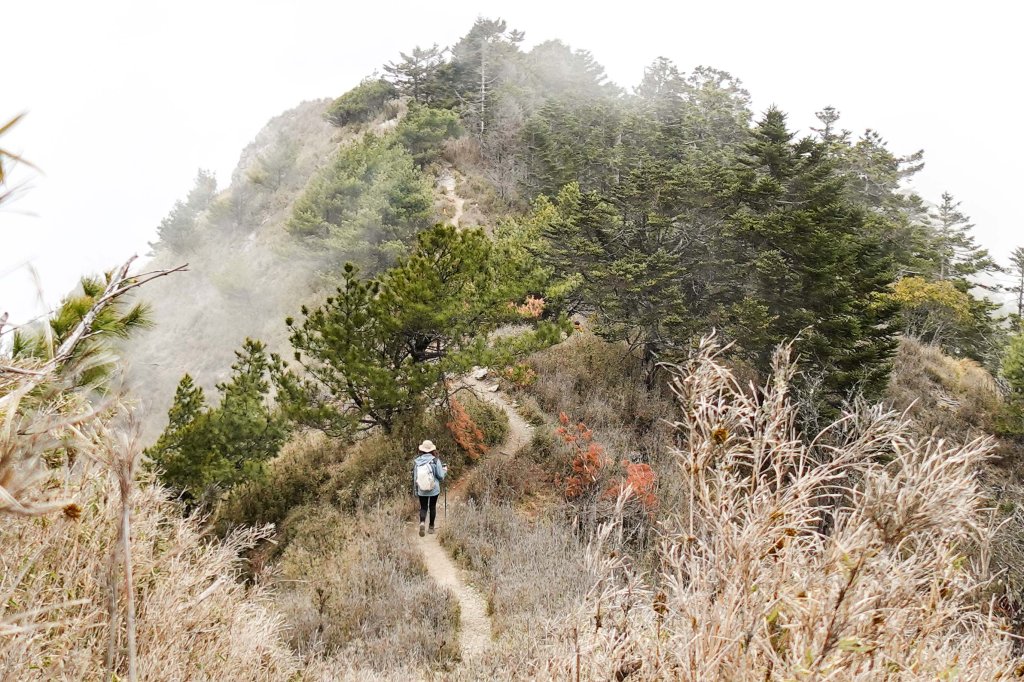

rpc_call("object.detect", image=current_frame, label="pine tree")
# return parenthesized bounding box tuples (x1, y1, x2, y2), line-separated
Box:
(679, 66, 753, 156)
(11, 271, 152, 388)
(383, 44, 446, 104)
(635, 57, 685, 125)
(148, 340, 289, 502)
(324, 78, 398, 127)
(278, 224, 562, 435)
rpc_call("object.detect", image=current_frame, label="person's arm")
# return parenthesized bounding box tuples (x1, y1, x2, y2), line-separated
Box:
(435, 456, 447, 481)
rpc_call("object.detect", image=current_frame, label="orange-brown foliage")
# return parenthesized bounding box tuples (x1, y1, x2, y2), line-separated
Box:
(557, 412, 657, 512)
(514, 295, 545, 319)
(447, 398, 487, 460)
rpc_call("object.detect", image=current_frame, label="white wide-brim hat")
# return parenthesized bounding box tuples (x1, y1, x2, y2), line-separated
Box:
(418, 440, 437, 453)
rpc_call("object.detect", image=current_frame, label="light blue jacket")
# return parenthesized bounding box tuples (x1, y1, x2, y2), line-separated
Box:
(413, 453, 446, 497)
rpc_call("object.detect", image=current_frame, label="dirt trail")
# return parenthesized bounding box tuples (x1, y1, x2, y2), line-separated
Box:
(418, 532, 491, 661)
(462, 375, 533, 455)
(438, 169, 465, 228)
(414, 373, 535, 665)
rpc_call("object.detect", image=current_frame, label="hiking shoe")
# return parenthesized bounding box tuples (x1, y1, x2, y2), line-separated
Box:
(419, 523, 425, 537)
(428, 526, 435, 535)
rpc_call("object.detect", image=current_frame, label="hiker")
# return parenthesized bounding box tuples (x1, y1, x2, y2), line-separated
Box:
(413, 439, 447, 536)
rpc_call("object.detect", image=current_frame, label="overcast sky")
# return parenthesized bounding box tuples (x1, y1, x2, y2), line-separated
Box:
(2, 0, 1020, 325)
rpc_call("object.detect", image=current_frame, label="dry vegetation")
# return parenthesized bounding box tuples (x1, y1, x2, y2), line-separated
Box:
(887, 338, 1024, 633)
(438, 501, 589, 640)
(1, 469, 298, 680)
(450, 335, 1024, 680)
(275, 502, 460, 674)
(887, 337, 1006, 443)
(6, 266, 1022, 680)
(1, 262, 298, 680)
(545, 337, 1020, 679)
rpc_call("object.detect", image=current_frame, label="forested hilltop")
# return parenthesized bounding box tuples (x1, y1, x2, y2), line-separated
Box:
(5, 17, 1024, 681)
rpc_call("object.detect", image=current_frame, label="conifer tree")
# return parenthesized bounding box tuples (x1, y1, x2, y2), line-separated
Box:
(383, 44, 446, 105)
(1002, 333, 1024, 432)
(151, 169, 217, 254)
(11, 272, 151, 387)
(728, 107, 899, 404)
(1008, 246, 1024, 325)
(449, 18, 523, 138)
(277, 224, 563, 435)
(930, 192, 1000, 284)
(148, 340, 289, 502)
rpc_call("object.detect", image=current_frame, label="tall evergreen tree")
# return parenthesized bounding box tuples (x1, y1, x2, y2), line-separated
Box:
(151, 169, 217, 254)
(148, 340, 289, 502)
(383, 44, 446, 105)
(930, 192, 1000, 284)
(1008, 246, 1024, 325)
(448, 18, 524, 138)
(727, 107, 899, 404)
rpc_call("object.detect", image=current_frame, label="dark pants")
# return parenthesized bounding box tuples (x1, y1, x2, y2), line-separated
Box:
(418, 494, 438, 526)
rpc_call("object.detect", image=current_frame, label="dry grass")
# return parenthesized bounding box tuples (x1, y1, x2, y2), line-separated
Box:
(520, 333, 675, 463)
(887, 336, 1004, 442)
(276, 502, 460, 673)
(516, 336, 1021, 680)
(888, 337, 1024, 629)
(438, 500, 589, 641)
(1, 260, 293, 681)
(0, 466, 298, 680)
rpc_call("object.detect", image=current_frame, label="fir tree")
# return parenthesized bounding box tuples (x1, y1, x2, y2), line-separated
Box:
(1008, 246, 1024, 326)
(930, 192, 1000, 284)
(728, 107, 899, 405)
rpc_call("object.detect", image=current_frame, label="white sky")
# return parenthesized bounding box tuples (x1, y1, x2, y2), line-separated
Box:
(3, 0, 1021, 326)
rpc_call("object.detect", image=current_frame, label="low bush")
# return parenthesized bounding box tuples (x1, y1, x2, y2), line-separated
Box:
(0, 469, 298, 679)
(460, 393, 510, 448)
(438, 500, 589, 640)
(324, 77, 398, 127)
(460, 452, 545, 504)
(276, 502, 460, 671)
(216, 396, 506, 539)
(887, 336, 1004, 440)
(214, 430, 344, 534)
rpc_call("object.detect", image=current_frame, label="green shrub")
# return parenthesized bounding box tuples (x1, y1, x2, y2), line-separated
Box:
(324, 78, 398, 127)
(395, 103, 461, 166)
(460, 394, 510, 448)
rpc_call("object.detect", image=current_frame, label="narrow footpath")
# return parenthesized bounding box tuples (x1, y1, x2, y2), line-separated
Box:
(413, 373, 535, 666)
